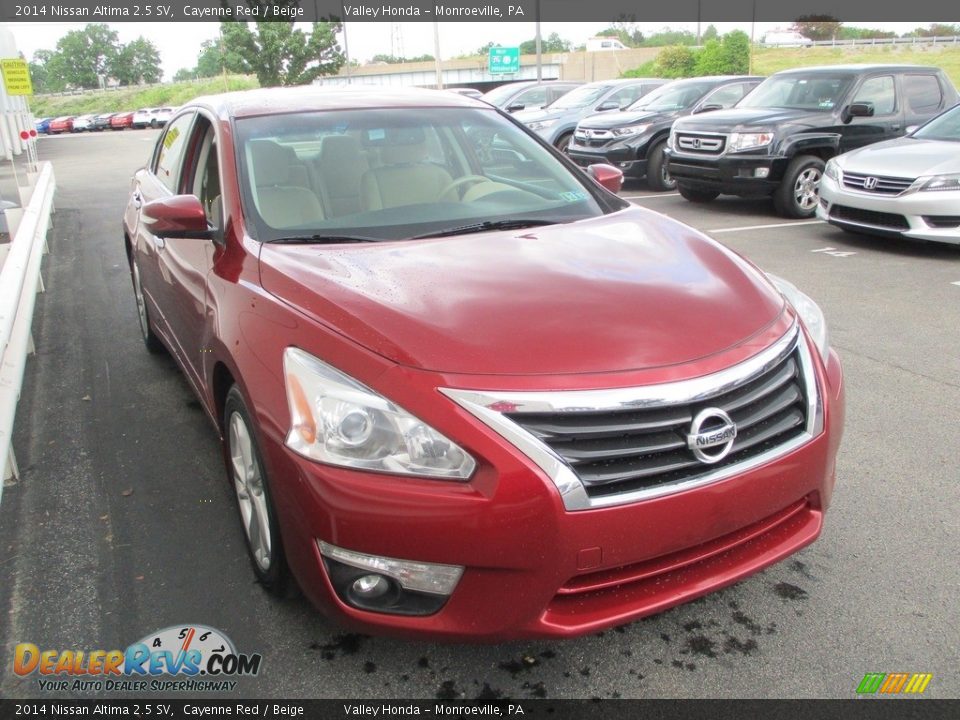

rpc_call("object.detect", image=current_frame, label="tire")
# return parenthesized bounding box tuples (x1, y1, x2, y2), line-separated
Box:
(224, 385, 289, 595)
(773, 155, 825, 218)
(678, 183, 720, 203)
(150, 119, 158, 128)
(130, 257, 165, 354)
(646, 140, 676, 192)
(554, 132, 573, 154)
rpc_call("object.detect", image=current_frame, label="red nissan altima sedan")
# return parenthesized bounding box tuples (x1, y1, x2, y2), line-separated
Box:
(122, 87, 844, 641)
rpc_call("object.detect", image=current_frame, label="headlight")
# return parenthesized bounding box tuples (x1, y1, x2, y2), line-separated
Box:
(767, 275, 830, 362)
(611, 123, 651, 138)
(667, 129, 676, 150)
(728, 132, 774, 152)
(526, 119, 556, 131)
(283, 348, 476, 480)
(916, 173, 960, 192)
(824, 158, 842, 182)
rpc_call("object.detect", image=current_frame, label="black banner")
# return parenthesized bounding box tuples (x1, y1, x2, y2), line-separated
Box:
(1, 700, 960, 720)
(2, 0, 959, 23)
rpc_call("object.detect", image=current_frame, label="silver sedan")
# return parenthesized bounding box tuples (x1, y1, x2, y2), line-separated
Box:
(818, 103, 960, 245)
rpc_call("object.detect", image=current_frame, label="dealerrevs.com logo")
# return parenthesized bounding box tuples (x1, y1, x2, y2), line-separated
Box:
(14, 625, 262, 693)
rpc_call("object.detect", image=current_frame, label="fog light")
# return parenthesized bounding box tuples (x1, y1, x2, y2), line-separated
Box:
(754, 167, 770, 178)
(352, 574, 390, 598)
(319, 540, 463, 616)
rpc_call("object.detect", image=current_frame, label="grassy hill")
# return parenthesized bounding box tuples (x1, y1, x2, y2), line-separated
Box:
(30, 75, 258, 118)
(751, 44, 960, 85)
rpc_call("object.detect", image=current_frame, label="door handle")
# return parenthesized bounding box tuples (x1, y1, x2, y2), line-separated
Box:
(132, 191, 143, 209)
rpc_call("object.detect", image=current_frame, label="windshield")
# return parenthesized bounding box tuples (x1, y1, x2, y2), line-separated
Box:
(737, 74, 854, 111)
(481, 83, 527, 107)
(549, 84, 609, 110)
(629, 82, 715, 112)
(912, 104, 960, 141)
(236, 107, 614, 243)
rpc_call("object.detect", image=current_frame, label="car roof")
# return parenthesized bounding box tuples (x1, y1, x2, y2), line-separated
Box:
(773, 64, 942, 76)
(664, 75, 765, 85)
(188, 85, 492, 119)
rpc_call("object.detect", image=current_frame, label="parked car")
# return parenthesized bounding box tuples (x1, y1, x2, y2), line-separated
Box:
(446, 88, 483, 99)
(111, 111, 135, 130)
(48, 116, 75, 134)
(818, 102, 960, 245)
(72, 114, 96, 132)
(481, 80, 582, 114)
(666, 65, 959, 217)
(762, 31, 814, 47)
(569, 76, 763, 190)
(35, 117, 51, 134)
(122, 87, 844, 640)
(517, 78, 669, 151)
(93, 113, 116, 131)
(149, 107, 176, 127)
(132, 108, 158, 128)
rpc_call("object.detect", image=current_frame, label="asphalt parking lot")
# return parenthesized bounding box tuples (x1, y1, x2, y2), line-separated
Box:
(1, 130, 958, 699)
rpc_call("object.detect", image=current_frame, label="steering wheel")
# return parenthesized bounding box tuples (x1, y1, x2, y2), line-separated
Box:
(440, 175, 490, 202)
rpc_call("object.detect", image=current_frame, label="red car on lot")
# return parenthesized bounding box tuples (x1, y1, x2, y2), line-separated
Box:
(48, 116, 75, 134)
(122, 87, 845, 641)
(110, 111, 135, 130)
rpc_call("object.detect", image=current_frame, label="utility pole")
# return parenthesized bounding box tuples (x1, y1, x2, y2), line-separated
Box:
(535, 0, 542, 82)
(343, 22, 353, 85)
(433, 22, 443, 89)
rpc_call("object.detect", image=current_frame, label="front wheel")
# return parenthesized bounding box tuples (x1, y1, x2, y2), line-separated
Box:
(130, 257, 165, 354)
(225, 386, 288, 594)
(678, 184, 720, 203)
(646, 141, 676, 192)
(773, 155, 825, 218)
(554, 132, 573, 154)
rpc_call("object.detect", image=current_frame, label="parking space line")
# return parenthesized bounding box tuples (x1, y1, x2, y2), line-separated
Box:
(624, 193, 681, 199)
(708, 220, 824, 234)
(952, 281, 960, 287)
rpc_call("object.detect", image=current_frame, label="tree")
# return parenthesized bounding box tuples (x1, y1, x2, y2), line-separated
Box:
(194, 38, 247, 78)
(902, 23, 960, 37)
(642, 28, 698, 47)
(837, 26, 896, 40)
(519, 33, 571, 55)
(220, 20, 345, 87)
(53, 23, 120, 88)
(692, 40, 726, 76)
(597, 22, 644, 48)
(720, 30, 750, 74)
(173, 67, 197, 83)
(792, 15, 843, 41)
(702, 25, 719, 43)
(112, 37, 162, 86)
(655, 46, 697, 78)
(370, 53, 434, 64)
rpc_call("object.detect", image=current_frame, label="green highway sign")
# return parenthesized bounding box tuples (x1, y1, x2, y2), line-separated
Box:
(488, 47, 520, 75)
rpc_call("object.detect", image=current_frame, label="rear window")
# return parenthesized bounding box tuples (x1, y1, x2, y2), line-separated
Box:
(903, 75, 943, 113)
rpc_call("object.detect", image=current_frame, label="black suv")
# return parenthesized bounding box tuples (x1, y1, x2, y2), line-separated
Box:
(665, 65, 959, 217)
(568, 76, 763, 191)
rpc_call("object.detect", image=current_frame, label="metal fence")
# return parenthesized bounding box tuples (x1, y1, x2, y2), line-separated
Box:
(761, 36, 960, 48)
(0, 161, 56, 499)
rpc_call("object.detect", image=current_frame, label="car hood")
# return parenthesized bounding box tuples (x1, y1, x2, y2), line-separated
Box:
(675, 107, 828, 133)
(579, 109, 672, 129)
(259, 207, 784, 376)
(516, 107, 580, 124)
(838, 137, 960, 177)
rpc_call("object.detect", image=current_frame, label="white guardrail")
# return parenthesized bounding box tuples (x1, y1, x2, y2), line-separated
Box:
(0, 160, 56, 502)
(761, 35, 960, 48)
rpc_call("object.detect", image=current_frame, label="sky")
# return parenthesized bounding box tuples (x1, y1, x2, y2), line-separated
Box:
(1, 21, 932, 80)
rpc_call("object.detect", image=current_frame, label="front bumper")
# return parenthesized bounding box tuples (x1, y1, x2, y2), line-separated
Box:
(666, 148, 789, 196)
(260, 333, 845, 641)
(567, 137, 652, 178)
(818, 175, 960, 245)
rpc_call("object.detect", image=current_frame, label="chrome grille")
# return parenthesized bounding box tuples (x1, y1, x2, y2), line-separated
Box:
(442, 324, 821, 511)
(507, 350, 807, 499)
(842, 171, 915, 195)
(676, 132, 726, 154)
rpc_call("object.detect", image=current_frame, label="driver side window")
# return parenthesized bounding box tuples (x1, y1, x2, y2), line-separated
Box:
(853, 76, 896, 116)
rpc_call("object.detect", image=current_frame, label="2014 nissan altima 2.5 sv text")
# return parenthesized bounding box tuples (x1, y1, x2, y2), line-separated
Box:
(122, 87, 845, 641)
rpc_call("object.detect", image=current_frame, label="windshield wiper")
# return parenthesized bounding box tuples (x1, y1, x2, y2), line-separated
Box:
(410, 219, 562, 240)
(267, 234, 380, 245)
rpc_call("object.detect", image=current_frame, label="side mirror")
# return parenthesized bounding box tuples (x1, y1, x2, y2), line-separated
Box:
(586, 163, 624, 194)
(142, 195, 212, 239)
(505, 102, 525, 113)
(596, 100, 620, 112)
(841, 102, 874, 124)
(694, 103, 723, 114)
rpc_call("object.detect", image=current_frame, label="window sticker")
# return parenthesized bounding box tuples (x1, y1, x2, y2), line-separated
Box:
(560, 190, 589, 202)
